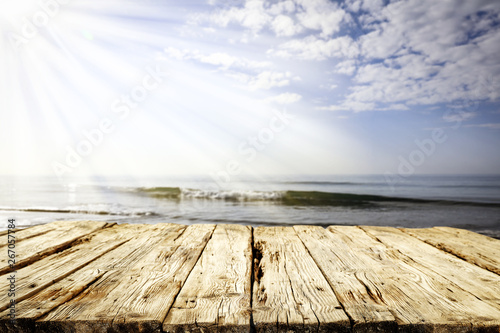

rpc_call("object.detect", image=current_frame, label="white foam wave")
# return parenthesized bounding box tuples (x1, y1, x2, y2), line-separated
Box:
(180, 188, 283, 201)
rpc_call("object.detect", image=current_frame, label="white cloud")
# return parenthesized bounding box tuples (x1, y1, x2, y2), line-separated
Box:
(345, 0, 361, 12)
(464, 123, 500, 129)
(269, 36, 359, 60)
(361, 0, 384, 12)
(163, 47, 188, 60)
(199, 52, 238, 68)
(225, 72, 252, 83)
(203, 27, 216, 33)
(335, 59, 357, 75)
(163, 47, 270, 70)
(443, 111, 476, 123)
(192, 0, 272, 32)
(294, 0, 347, 37)
(190, 0, 348, 38)
(163, 47, 298, 91)
(345, 0, 384, 13)
(271, 15, 303, 37)
(320, 84, 338, 90)
(379, 104, 410, 111)
(247, 71, 293, 90)
(265, 92, 302, 104)
(318, 101, 409, 112)
(240, 0, 272, 31)
(268, 1, 296, 15)
(318, 101, 375, 112)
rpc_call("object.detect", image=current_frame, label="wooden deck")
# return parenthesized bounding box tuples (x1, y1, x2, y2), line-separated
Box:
(1, 221, 500, 332)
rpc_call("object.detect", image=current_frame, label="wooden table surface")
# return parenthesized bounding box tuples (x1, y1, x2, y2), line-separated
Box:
(0, 220, 499, 332)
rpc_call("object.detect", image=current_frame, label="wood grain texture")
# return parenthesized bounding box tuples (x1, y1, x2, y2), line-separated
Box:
(1, 221, 500, 332)
(361, 226, 500, 310)
(37, 223, 215, 333)
(0, 223, 183, 333)
(0, 271, 104, 333)
(253, 227, 350, 333)
(0, 220, 108, 275)
(0, 221, 61, 240)
(294, 225, 396, 333)
(0, 221, 92, 248)
(0, 223, 135, 313)
(163, 224, 253, 333)
(403, 226, 500, 275)
(327, 226, 500, 331)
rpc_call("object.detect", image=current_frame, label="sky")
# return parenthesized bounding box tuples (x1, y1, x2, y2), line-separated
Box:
(1, 0, 500, 178)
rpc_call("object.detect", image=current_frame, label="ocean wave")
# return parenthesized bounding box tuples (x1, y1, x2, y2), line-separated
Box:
(0, 205, 158, 216)
(277, 181, 365, 186)
(134, 186, 500, 207)
(138, 186, 417, 206)
(137, 187, 283, 201)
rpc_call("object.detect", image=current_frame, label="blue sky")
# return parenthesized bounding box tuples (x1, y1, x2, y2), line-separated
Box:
(1, 0, 500, 177)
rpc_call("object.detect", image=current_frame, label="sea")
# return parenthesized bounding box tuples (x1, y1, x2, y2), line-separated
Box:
(1, 175, 499, 238)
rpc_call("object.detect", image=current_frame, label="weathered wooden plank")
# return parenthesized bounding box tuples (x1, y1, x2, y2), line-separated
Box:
(0, 221, 59, 245)
(0, 270, 104, 333)
(2, 221, 499, 332)
(163, 224, 253, 333)
(0, 223, 184, 333)
(0, 221, 110, 249)
(403, 226, 500, 275)
(253, 227, 350, 333)
(294, 225, 397, 332)
(326, 226, 500, 331)
(434, 226, 500, 250)
(37, 224, 215, 333)
(361, 226, 500, 310)
(0, 221, 108, 275)
(0, 223, 136, 312)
